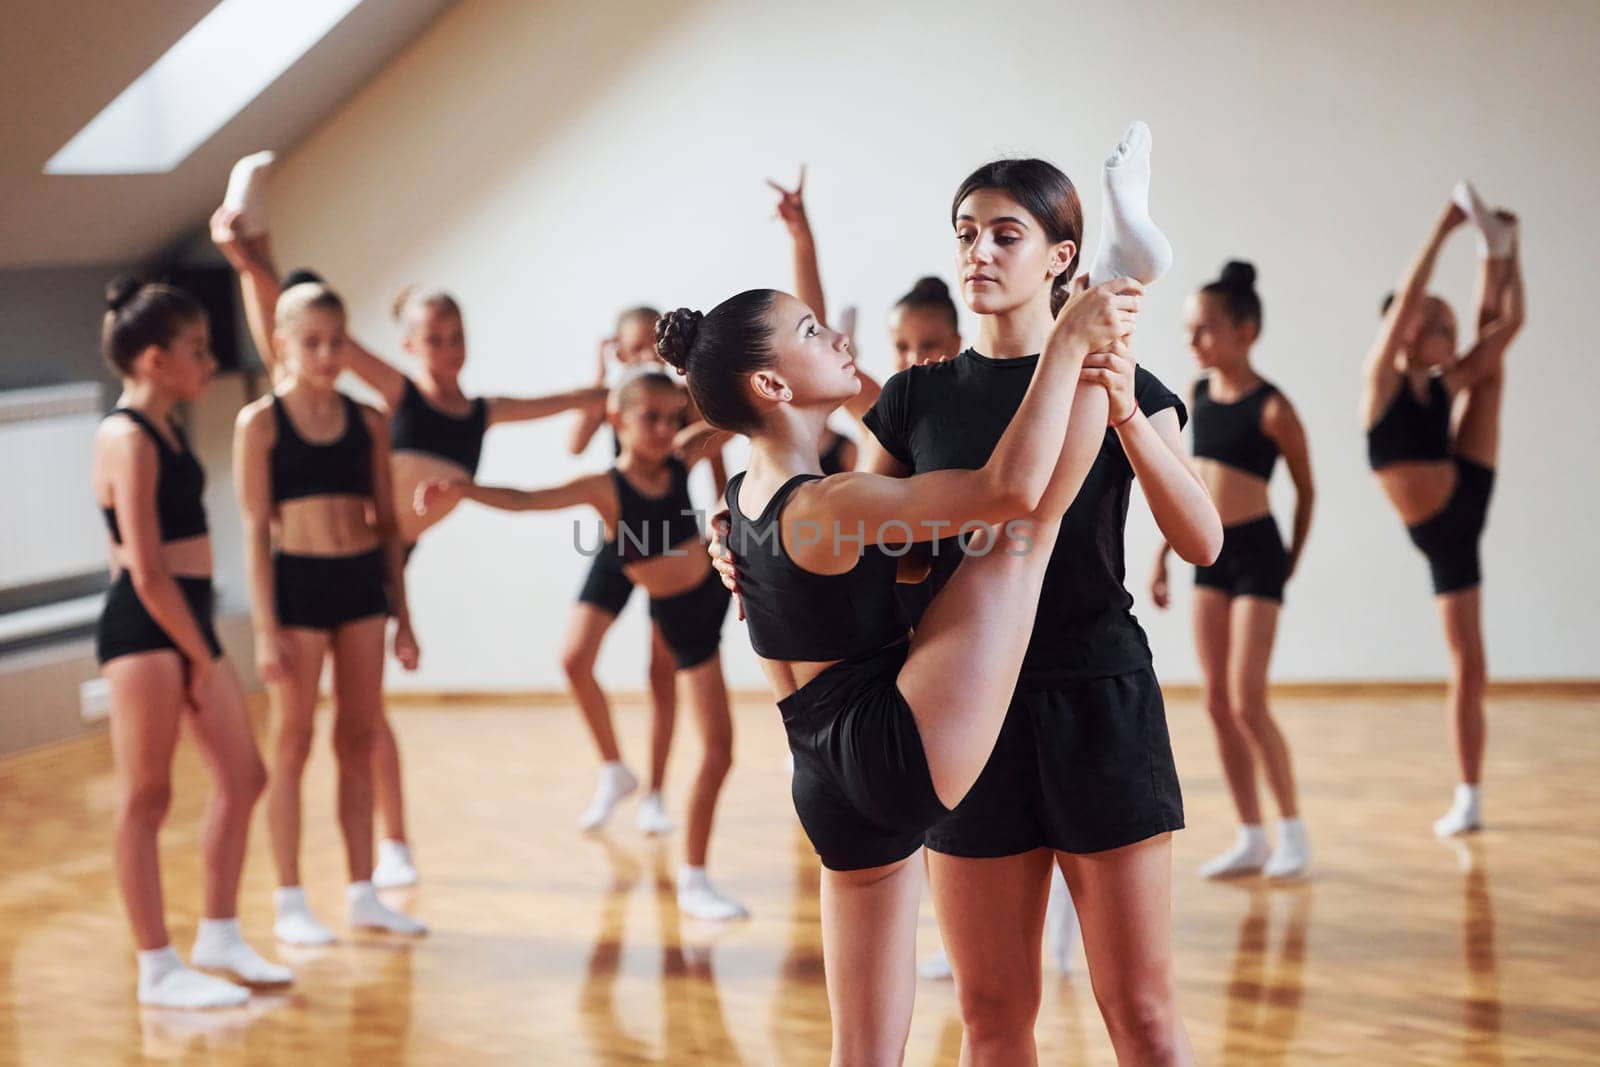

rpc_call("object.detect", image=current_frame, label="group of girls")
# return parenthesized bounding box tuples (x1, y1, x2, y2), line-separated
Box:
(89, 121, 1522, 1067)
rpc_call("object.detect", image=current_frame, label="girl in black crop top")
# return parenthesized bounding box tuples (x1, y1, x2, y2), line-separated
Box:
(233, 281, 427, 940)
(416, 371, 748, 921)
(1361, 187, 1524, 839)
(665, 261, 1136, 1054)
(92, 277, 288, 1007)
(1153, 261, 1317, 882)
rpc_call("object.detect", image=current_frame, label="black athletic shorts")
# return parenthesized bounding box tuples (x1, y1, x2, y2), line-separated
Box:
(925, 666, 1184, 858)
(274, 549, 389, 632)
(1407, 457, 1494, 595)
(648, 570, 730, 670)
(577, 542, 634, 616)
(96, 571, 222, 666)
(1195, 515, 1290, 603)
(781, 640, 950, 871)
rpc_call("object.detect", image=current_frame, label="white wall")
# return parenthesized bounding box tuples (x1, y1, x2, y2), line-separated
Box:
(266, 0, 1600, 688)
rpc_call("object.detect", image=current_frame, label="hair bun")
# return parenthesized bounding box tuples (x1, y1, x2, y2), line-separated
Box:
(909, 276, 949, 299)
(105, 274, 143, 313)
(1218, 260, 1257, 290)
(655, 308, 703, 374)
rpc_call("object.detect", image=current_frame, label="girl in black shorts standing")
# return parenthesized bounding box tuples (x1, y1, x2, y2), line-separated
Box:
(417, 372, 745, 920)
(1152, 261, 1316, 880)
(672, 261, 1136, 1060)
(234, 282, 427, 944)
(1363, 185, 1522, 837)
(213, 205, 606, 886)
(92, 278, 289, 1008)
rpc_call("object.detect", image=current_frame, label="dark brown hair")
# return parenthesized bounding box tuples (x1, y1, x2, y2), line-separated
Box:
(895, 276, 959, 332)
(1201, 260, 1262, 331)
(951, 159, 1084, 314)
(101, 276, 205, 375)
(655, 291, 780, 434)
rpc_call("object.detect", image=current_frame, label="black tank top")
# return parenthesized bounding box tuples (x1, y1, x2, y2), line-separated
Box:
(1367, 375, 1450, 470)
(270, 394, 374, 503)
(1192, 377, 1279, 480)
(726, 471, 908, 662)
(611, 458, 701, 563)
(101, 408, 207, 544)
(819, 430, 853, 475)
(390, 378, 488, 473)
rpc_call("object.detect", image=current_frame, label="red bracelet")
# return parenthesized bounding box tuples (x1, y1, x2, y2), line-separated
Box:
(1112, 401, 1140, 429)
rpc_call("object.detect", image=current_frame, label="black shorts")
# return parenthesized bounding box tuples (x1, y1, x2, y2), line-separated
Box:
(577, 542, 634, 616)
(781, 640, 949, 872)
(925, 666, 1184, 858)
(1407, 457, 1494, 595)
(1195, 515, 1289, 603)
(648, 570, 730, 670)
(96, 571, 223, 666)
(274, 549, 389, 632)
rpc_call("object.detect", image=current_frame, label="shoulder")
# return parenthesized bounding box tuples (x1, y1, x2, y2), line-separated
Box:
(354, 399, 388, 434)
(97, 413, 155, 460)
(235, 395, 276, 434)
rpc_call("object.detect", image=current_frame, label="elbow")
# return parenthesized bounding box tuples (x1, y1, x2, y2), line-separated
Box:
(1176, 512, 1225, 567)
(984, 469, 1042, 520)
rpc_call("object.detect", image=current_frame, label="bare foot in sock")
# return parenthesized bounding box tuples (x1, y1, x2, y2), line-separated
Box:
(1088, 120, 1174, 286)
(223, 152, 275, 237)
(348, 881, 428, 935)
(578, 762, 638, 831)
(137, 947, 250, 1009)
(372, 839, 419, 889)
(1452, 180, 1516, 259)
(191, 919, 292, 986)
(1199, 825, 1271, 878)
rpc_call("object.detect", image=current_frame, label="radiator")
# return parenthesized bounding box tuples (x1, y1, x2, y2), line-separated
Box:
(0, 383, 106, 591)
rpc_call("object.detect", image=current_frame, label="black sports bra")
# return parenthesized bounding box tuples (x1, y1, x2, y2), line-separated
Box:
(1192, 377, 1280, 481)
(726, 471, 908, 662)
(270, 394, 374, 504)
(1367, 375, 1451, 470)
(100, 408, 207, 545)
(390, 377, 488, 473)
(611, 458, 700, 564)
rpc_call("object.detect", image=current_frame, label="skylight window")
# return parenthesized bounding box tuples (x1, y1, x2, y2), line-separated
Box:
(44, 0, 363, 175)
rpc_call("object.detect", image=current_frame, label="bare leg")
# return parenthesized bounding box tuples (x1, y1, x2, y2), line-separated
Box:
(820, 856, 924, 1066)
(1437, 589, 1487, 787)
(371, 708, 408, 844)
(186, 659, 269, 918)
(1059, 836, 1195, 1066)
(104, 652, 186, 950)
(1195, 588, 1259, 824)
(646, 623, 678, 793)
(679, 655, 732, 870)
(266, 628, 330, 887)
(561, 603, 625, 764)
(1228, 597, 1298, 818)
(329, 616, 387, 883)
(926, 849, 1053, 1066)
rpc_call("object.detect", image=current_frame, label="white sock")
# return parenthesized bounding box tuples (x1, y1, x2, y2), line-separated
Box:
(137, 946, 250, 1009)
(1088, 120, 1174, 286)
(1434, 783, 1483, 837)
(676, 866, 749, 921)
(1452, 180, 1515, 259)
(578, 761, 638, 831)
(273, 887, 336, 946)
(372, 839, 419, 890)
(635, 792, 674, 836)
(222, 151, 275, 237)
(1263, 818, 1311, 879)
(917, 948, 954, 981)
(1198, 824, 1271, 878)
(348, 881, 428, 936)
(1045, 867, 1079, 974)
(191, 918, 292, 985)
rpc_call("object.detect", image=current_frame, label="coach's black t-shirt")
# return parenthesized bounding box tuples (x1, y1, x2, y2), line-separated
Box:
(862, 349, 1186, 682)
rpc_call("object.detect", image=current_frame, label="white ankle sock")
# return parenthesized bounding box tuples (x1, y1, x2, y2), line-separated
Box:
(1263, 817, 1311, 879)
(1434, 783, 1483, 837)
(348, 881, 428, 935)
(1199, 824, 1271, 878)
(1088, 120, 1174, 286)
(578, 761, 638, 831)
(1045, 867, 1079, 974)
(191, 919, 292, 985)
(635, 792, 674, 835)
(1452, 180, 1515, 258)
(676, 866, 749, 921)
(372, 839, 419, 889)
(273, 886, 336, 946)
(137, 946, 250, 1009)
(222, 151, 275, 237)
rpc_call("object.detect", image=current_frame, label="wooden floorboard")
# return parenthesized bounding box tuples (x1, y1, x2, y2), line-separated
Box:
(1, 688, 1596, 1064)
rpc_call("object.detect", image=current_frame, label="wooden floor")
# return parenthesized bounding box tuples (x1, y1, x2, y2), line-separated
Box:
(1, 687, 1597, 1065)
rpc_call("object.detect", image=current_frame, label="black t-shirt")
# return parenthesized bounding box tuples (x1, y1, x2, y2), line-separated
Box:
(862, 349, 1186, 682)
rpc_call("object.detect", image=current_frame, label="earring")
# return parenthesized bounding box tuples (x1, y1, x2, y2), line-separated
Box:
(781, 390, 793, 401)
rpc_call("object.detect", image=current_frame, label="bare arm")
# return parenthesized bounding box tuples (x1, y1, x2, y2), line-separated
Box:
(1363, 203, 1467, 425)
(1264, 394, 1314, 577)
(486, 386, 608, 428)
(417, 471, 614, 523)
(1123, 407, 1223, 566)
(1449, 223, 1524, 393)
(232, 404, 287, 682)
(362, 406, 417, 669)
(769, 166, 826, 324)
(103, 427, 214, 665)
